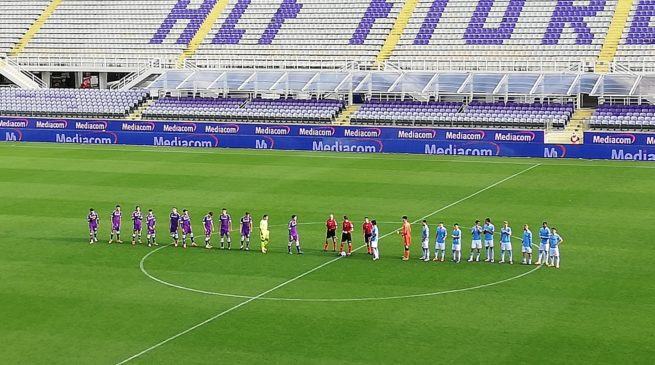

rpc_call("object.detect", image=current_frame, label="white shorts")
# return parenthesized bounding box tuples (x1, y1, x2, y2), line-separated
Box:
(484, 239, 494, 248)
(371, 240, 378, 248)
(435, 242, 445, 250)
(471, 240, 482, 249)
(549, 247, 559, 257)
(501, 242, 512, 251)
(421, 239, 429, 249)
(539, 243, 549, 252)
(522, 246, 532, 253)
(452, 243, 461, 252)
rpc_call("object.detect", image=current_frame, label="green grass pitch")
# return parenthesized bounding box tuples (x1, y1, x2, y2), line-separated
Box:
(0, 143, 654, 364)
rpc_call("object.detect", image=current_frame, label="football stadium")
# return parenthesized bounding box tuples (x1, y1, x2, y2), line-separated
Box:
(1, 1, 654, 364)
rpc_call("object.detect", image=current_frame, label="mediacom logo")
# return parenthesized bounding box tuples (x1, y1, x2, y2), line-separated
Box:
(424, 142, 500, 156)
(122, 122, 156, 132)
(0, 119, 29, 128)
(162, 123, 197, 133)
(591, 133, 636, 145)
(55, 131, 118, 144)
(298, 126, 335, 137)
(204, 124, 240, 134)
(312, 138, 383, 153)
(36, 120, 68, 129)
(397, 129, 437, 139)
(254, 125, 291, 135)
(494, 131, 536, 142)
(343, 128, 381, 138)
(444, 130, 486, 141)
(153, 134, 219, 147)
(75, 120, 108, 130)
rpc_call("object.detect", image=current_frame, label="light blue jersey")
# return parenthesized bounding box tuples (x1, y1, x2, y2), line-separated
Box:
(422, 225, 429, 241)
(436, 226, 447, 244)
(452, 228, 461, 244)
(471, 225, 482, 240)
(484, 223, 495, 240)
(501, 226, 512, 243)
(522, 230, 533, 248)
(539, 227, 551, 244)
(549, 232, 563, 247)
(371, 226, 379, 243)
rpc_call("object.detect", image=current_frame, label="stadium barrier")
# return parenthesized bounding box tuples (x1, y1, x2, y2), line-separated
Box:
(1, 117, 654, 161)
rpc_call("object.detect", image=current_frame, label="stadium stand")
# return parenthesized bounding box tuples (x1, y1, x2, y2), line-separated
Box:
(0, 0, 647, 71)
(143, 97, 344, 123)
(0, 1, 50, 58)
(351, 99, 572, 128)
(0, 89, 148, 118)
(589, 104, 655, 130)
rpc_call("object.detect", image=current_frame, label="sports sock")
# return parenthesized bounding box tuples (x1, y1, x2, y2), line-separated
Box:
(340, 243, 344, 253)
(288, 243, 292, 253)
(348, 244, 352, 254)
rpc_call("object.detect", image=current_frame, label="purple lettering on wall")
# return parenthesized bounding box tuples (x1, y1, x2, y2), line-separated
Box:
(258, 0, 303, 45)
(626, 0, 655, 44)
(542, 0, 606, 45)
(150, 0, 218, 45)
(212, 0, 252, 45)
(464, 0, 526, 45)
(349, 0, 394, 45)
(414, 0, 449, 45)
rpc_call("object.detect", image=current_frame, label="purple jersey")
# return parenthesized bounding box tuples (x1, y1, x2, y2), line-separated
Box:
(288, 219, 298, 240)
(181, 214, 192, 234)
(219, 214, 231, 235)
(146, 214, 156, 234)
(240, 216, 252, 236)
(132, 211, 143, 231)
(87, 212, 98, 231)
(111, 210, 121, 230)
(203, 215, 213, 235)
(170, 212, 180, 233)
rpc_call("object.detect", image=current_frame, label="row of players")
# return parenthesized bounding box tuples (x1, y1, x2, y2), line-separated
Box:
(86, 206, 565, 268)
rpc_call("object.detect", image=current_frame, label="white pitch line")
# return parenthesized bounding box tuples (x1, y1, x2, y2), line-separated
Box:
(116, 163, 541, 364)
(140, 231, 542, 302)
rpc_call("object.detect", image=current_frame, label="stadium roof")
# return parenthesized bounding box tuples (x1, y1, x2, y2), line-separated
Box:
(147, 70, 655, 97)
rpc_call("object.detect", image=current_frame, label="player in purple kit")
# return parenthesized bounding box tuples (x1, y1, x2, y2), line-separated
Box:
(180, 209, 196, 249)
(131, 206, 143, 245)
(202, 212, 214, 249)
(240, 212, 253, 251)
(87, 208, 99, 244)
(287, 215, 303, 255)
(146, 209, 158, 247)
(109, 205, 122, 244)
(170, 207, 181, 247)
(219, 208, 232, 250)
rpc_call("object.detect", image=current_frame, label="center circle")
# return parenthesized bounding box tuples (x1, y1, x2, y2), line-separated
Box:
(140, 222, 542, 302)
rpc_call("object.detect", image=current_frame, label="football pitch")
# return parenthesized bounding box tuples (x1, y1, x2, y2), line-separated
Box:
(0, 143, 653, 364)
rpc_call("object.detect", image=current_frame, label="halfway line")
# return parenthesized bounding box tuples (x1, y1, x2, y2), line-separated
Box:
(115, 163, 541, 364)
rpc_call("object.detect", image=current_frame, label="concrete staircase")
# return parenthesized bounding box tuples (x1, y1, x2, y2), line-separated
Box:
(545, 108, 593, 144)
(176, 0, 230, 68)
(596, 0, 634, 73)
(374, 0, 419, 67)
(10, 0, 64, 57)
(127, 98, 157, 120)
(335, 104, 361, 125)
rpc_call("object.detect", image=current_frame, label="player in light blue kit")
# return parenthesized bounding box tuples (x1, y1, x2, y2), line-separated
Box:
(499, 221, 513, 264)
(451, 224, 462, 263)
(548, 228, 564, 268)
(420, 220, 430, 262)
(371, 220, 380, 261)
(483, 218, 495, 263)
(468, 219, 483, 262)
(432, 223, 447, 262)
(521, 224, 533, 264)
(536, 221, 551, 265)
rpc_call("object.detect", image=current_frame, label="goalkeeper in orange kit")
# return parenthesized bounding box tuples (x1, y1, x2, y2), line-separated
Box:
(398, 216, 411, 261)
